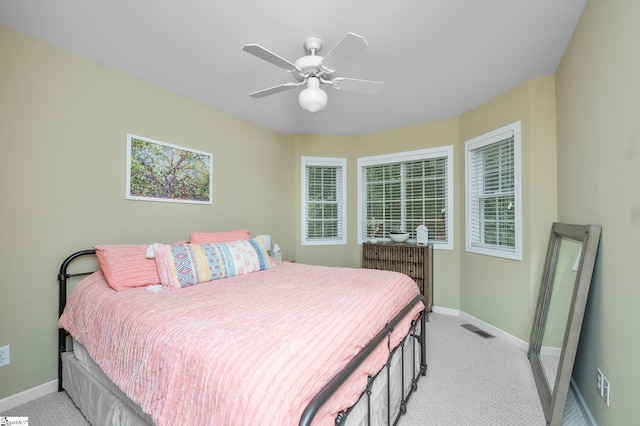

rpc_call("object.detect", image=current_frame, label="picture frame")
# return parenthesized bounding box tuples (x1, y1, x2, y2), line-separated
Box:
(126, 134, 213, 205)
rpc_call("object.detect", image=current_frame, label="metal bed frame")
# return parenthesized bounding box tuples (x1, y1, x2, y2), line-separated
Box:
(58, 249, 428, 426)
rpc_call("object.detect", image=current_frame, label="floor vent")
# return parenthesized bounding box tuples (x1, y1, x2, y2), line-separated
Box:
(461, 324, 495, 339)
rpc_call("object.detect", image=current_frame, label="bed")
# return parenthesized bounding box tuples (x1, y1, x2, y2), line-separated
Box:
(57, 239, 427, 426)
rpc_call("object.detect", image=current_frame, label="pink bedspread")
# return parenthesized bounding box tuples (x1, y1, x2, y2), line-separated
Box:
(59, 261, 424, 425)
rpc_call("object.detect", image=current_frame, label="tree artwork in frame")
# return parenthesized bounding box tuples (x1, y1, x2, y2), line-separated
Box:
(126, 134, 213, 205)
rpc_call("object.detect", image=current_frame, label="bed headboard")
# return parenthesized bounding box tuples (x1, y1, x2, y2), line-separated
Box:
(57, 249, 96, 391)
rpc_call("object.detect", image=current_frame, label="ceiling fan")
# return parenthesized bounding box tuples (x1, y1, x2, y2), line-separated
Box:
(243, 33, 385, 113)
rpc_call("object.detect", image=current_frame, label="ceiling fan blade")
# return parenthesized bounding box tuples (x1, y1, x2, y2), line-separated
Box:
(249, 82, 301, 98)
(330, 77, 385, 95)
(320, 33, 368, 72)
(243, 44, 297, 71)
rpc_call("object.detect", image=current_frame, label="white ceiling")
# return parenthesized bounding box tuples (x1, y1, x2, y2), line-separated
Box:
(1, 0, 586, 136)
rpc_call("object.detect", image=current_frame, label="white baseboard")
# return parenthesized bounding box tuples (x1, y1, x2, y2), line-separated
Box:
(0, 380, 57, 413)
(434, 309, 530, 352)
(570, 378, 597, 426)
(459, 311, 530, 351)
(432, 305, 460, 317)
(540, 345, 562, 358)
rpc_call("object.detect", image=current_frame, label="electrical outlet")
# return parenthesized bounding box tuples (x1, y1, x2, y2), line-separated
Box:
(596, 368, 604, 396)
(597, 367, 611, 407)
(602, 376, 611, 407)
(0, 345, 10, 367)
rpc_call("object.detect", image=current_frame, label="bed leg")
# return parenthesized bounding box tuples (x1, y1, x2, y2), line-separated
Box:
(420, 309, 427, 376)
(58, 329, 65, 391)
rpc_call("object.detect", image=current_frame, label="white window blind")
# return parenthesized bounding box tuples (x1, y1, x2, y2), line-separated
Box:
(358, 147, 453, 248)
(301, 157, 346, 245)
(465, 122, 521, 260)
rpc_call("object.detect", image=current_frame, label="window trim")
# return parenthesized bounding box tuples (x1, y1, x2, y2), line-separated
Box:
(301, 156, 347, 246)
(464, 121, 522, 260)
(357, 146, 454, 249)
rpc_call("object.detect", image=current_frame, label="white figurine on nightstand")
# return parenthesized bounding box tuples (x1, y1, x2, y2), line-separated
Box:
(272, 243, 283, 261)
(416, 225, 429, 245)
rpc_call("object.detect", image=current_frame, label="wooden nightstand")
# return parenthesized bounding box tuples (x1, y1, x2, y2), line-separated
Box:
(362, 242, 433, 311)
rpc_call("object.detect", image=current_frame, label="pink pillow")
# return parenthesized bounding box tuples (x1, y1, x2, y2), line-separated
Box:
(189, 228, 251, 244)
(95, 244, 161, 291)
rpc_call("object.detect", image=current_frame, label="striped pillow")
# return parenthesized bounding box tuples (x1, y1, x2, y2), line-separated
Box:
(153, 237, 272, 290)
(95, 244, 161, 291)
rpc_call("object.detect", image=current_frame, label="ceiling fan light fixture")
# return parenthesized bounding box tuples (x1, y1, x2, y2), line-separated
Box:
(244, 33, 384, 112)
(298, 77, 327, 112)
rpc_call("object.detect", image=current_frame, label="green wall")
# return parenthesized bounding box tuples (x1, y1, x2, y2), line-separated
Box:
(458, 76, 558, 341)
(0, 25, 294, 398)
(3, 4, 637, 422)
(0, 23, 559, 401)
(292, 77, 559, 340)
(556, 1, 640, 423)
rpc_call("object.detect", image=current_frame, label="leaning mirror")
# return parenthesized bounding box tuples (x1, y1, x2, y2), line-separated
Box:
(529, 223, 601, 426)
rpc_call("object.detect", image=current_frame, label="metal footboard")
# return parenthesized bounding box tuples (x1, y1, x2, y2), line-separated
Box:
(340, 313, 426, 426)
(299, 295, 427, 426)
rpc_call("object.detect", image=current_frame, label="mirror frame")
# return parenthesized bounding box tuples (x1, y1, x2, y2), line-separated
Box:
(529, 222, 601, 425)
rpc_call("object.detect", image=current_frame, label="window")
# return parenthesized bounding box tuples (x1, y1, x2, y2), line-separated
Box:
(357, 147, 453, 249)
(465, 121, 522, 260)
(301, 157, 347, 245)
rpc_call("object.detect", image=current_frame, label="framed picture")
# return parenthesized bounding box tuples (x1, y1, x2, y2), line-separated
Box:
(126, 134, 213, 205)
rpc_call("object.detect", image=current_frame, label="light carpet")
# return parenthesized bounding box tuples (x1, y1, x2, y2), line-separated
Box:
(1, 313, 587, 425)
(402, 313, 586, 425)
